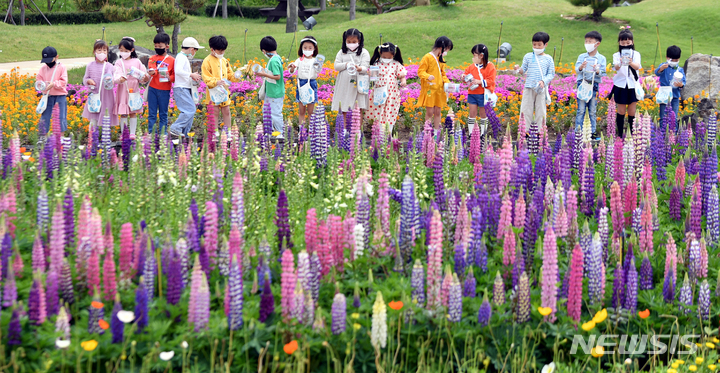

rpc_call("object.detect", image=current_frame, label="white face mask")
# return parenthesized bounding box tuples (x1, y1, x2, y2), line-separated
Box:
(214, 51, 224, 59)
(668, 59, 679, 67)
(381, 58, 393, 64)
(95, 52, 107, 61)
(346, 43, 359, 51)
(303, 49, 314, 57)
(119, 51, 131, 60)
(533, 48, 544, 55)
(442, 51, 448, 57)
(584, 43, 596, 53)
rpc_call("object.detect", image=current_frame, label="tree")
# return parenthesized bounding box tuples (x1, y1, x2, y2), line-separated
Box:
(567, 0, 613, 21)
(367, 0, 414, 14)
(349, 0, 355, 20)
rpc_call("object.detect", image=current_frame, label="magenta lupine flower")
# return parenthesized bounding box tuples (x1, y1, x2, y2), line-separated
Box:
(281, 249, 296, 320)
(502, 227, 515, 266)
(448, 273, 462, 322)
(103, 229, 117, 301)
(440, 266, 452, 307)
(497, 193, 512, 240)
(86, 247, 100, 296)
(31, 233, 45, 273)
(119, 223, 134, 283)
(516, 272, 530, 323)
(204, 201, 219, 268)
(331, 292, 346, 335)
(411, 259, 425, 306)
(609, 181, 623, 234)
(624, 177, 638, 227)
(700, 237, 708, 279)
(613, 137, 624, 186)
(541, 226, 558, 322)
(28, 273, 47, 325)
(469, 127, 481, 165)
(317, 219, 332, 276)
(49, 203, 64, 274)
(514, 188, 526, 229)
(564, 245, 583, 323)
(498, 135, 513, 192)
(492, 271, 504, 305)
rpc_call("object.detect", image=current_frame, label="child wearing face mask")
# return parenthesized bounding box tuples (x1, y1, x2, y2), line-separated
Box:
(367, 42, 407, 143)
(114, 37, 148, 139)
(418, 36, 453, 133)
(256, 36, 285, 139)
(610, 29, 641, 138)
(82, 39, 118, 128)
(288, 36, 320, 127)
(37, 46, 68, 136)
(147, 32, 175, 135)
(463, 43, 496, 136)
(202, 35, 240, 131)
(169, 37, 204, 138)
(655, 45, 685, 129)
(516, 32, 555, 130)
(574, 31, 606, 140)
(332, 28, 370, 114)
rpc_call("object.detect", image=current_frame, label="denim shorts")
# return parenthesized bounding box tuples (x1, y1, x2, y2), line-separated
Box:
(467, 93, 485, 106)
(295, 78, 318, 104)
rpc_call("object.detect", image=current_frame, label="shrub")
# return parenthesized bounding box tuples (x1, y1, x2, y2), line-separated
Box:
(567, 0, 613, 21)
(101, 5, 145, 22)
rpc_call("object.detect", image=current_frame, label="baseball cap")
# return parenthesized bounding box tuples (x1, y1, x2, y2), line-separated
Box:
(181, 37, 204, 50)
(41, 46, 57, 63)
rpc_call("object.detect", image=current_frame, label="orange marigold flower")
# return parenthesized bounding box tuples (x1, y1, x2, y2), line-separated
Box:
(284, 340, 298, 355)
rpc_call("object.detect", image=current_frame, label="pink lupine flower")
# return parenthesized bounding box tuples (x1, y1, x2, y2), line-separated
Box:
(541, 226, 558, 322)
(119, 223, 134, 282)
(281, 249, 296, 320)
(502, 227, 515, 266)
(567, 244, 584, 323)
(204, 201, 218, 268)
(497, 192, 512, 240)
(305, 208, 318, 254)
(49, 204, 65, 274)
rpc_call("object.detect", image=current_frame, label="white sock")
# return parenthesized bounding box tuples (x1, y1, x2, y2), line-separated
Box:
(120, 117, 129, 132)
(480, 118, 489, 135)
(129, 117, 138, 136)
(468, 117, 476, 135)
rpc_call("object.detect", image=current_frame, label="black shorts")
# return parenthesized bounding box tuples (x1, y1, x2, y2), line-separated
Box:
(610, 85, 639, 105)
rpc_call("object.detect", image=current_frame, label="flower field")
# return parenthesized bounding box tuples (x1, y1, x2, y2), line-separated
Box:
(0, 59, 716, 373)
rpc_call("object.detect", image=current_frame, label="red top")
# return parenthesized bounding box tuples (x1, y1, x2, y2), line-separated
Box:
(463, 62, 496, 95)
(148, 54, 175, 90)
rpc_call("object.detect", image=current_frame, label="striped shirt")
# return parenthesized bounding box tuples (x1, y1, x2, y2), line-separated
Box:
(520, 52, 555, 89)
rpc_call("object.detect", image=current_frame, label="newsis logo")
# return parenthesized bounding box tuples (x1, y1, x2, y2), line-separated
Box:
(570, 334, 701, 355)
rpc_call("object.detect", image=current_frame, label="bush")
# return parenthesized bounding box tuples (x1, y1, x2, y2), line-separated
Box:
(8, 11, 106, 25)
(101, 5, 145, 22)
(202, 4, 374, 18)
(567, 0, 613, 21)
(143, 0, 187, 28)
(74, 0, 104, 12)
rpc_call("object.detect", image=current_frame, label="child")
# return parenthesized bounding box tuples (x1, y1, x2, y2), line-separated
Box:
(82, 40, 118, 128)
(367, 42, 407, 143)
(516, 32, 555, 128)
(610, 29, 641, 138)
(113, 37, 148, 139)
(202, 35, 240, 130)
(147, 32, 175, 135)
(574, 31, 606, 140)
(36, 46, 68, 136)
(418, 36, 453, 132)
(655, 45, 685, 129)
(169, 37, 204, 138)
(255, 36, 285, 138)
(288, 36, 320, 127)
(463, 43, 496, 136)
(331, 28, 370, 113)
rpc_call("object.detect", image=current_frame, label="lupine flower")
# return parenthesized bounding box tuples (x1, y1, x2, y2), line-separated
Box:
(463, 267, 476, 298)
(134, 277, 148, 333)
(371, 292, 387, 349)
(259, 273, 274, 323)
(276, 190, 293, 251)
(7, 307, 21, 345)
(448, 274, 462, 322)
(477, 293, 491, 326)
(110, 295, 123, 344)
(204, 201, 219, 269)
(411, 259, 425, 306)
(541, 226, 558, 322)
(678, 273, 692, 315)
(228, 254, 244, 330)
(29, 273, 47, 325)
(516, 272, 530, 323)
(492, 271, 504, 305)
(440, 266, 452, 307)
(708, 185, 720, 244)
(49, 203, 64, 274)
(699, 279, 710, 320)
(331, 292, 346, 335)
(639, 255, 654, 290)
(281, 249, 296, 319)
(587, 232, 603, 305)
(664, 233, 677, 282)
(624, 258, 638, 314)
(688, 239, 700, 284)
(60, 259, 74, 305)
(46, 269, 59, 316)
(567, 245, 584, 323)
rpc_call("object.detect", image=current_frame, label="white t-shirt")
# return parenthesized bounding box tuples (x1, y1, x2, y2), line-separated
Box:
(174, 52, 193, 89)
(612, 50, 641, 89)
(292, 57, 318, 80)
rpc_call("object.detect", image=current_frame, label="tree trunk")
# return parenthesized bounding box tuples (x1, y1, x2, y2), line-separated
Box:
(172, 23, 181, 54)
(319, 0, 325, 11)
(47, 0, 51, 11)
(286, 0, 297, 33)
(156, 25, 165, 34)
(222, 0, 227, 18)
(591, 7, 605, 21)
(349, 0, 355, 20)
(19, 0, 24, 25)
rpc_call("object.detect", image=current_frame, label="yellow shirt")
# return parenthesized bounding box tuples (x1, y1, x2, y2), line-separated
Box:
(201, 55, 240, 106)
(417, 52, 450, 108)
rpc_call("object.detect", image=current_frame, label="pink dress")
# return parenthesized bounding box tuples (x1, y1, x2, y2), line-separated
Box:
(114, 58, 146, 115)
(367, 60, 407, 128)
(82, 61, 119, 127)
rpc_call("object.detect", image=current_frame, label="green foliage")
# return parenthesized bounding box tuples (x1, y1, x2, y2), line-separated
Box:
(6, 11, 106, 25)
(178, 0, 207, 12)
(142, 0, 187, 28)
(73, 0, 104, 12)
(567, 0, 613, 20)
(101, 5, 145, 22)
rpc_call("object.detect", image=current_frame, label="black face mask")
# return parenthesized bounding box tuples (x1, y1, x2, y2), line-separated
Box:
(155, 48, 166, 55)
(46, 61, 56, 68)
(619, 44, 634, 52)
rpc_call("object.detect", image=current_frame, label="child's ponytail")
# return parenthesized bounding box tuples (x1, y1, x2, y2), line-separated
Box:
(370, 43, 404, 66)
(471, 44, 489, 66)
(370, 46, 382, 66)
(393, 46, 404, 65)
(119, 37, 138, 59)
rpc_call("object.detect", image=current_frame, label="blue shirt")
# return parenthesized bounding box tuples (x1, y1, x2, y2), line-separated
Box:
(574, 52, 607, 84)
(654, 63, 686, 98)
(521, 52, 555, 89)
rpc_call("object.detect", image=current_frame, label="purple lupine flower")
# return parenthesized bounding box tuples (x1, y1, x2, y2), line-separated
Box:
(355, 177, 371, 251)
(453, 244, 465, 278)
(88, 291, 104, 335)
(522, 206, 539, 267)
(28, 275, 46, 325)
(3, 263, 17, 308)
(581, 157, 595, 217)
(699, 279, 710, 320)
(166, 251, 183, 306)
(663, 269, 675, 304)
(411, 259, 425, 306)
(36, 186, 49, 236)
(228, 254, 244, 330)
(512, 242, 525, 290)
(708, 185, 720, 245)
(688, 239, 701, 284)
(259, 272, 274, 323)
(611, 262, 624, 309)
(433, 142, 446, 210)
(624, 258, 638, 314)
(275, 190, 293, 251)
(475, 233, 488, 274)
(701, 149, 719, 216)
(331, 292, 347, 335)
(111, 296, 123, 343)
(639, 255, 654, 290)
(399, 176, 417, 263)
(7, 308, 21, 345)
(60, 259, 74, 305)
(121, 123, 131, 171)
(143, 247, 156, 301)
(135, 278, 148, 333)
(353, 282, 361, 308)
(477, 293, 491, 326)
(46, 269, 59, 316)
(516, 272, 530, 323)
(309, 252, 321, 305)
(447, 274, 462, 322)
(669, 185, 683, 221)
(463, 267, 476, 297)
(678, 273, 692, 315)
(63, 188, 74, 249)
(587, 233, 603, 305)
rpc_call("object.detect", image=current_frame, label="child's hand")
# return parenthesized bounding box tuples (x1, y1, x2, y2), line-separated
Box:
(580, 61, 587, 70)
(673, 81, 683, 87)
(427, 75, 435, 82)
(537, 81, 545, 89)
(658, 64, 668, 72)
(473, 79, 483, 85)
(46, 82, 55, 92)
(190, 73, 201, 81)
(118, 76, 127, 84)
(400, 79, 407, 87)
(86, 79, 96, 86)
(148, 69, 157, 76)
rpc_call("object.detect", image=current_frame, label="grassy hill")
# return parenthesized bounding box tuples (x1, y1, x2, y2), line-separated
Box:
(1, 0, 717, 69)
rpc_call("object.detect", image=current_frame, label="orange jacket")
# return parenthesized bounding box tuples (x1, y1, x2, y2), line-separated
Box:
(463, 62, 496, 95)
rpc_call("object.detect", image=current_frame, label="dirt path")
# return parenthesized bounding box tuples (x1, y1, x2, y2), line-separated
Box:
(0, 57, 94, 75)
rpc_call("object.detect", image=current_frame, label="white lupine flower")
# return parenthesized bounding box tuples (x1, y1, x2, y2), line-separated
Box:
(353, 224, 364, 259)
(371, 292, 387, 349)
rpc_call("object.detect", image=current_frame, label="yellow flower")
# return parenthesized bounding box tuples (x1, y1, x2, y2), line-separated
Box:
(708, 364, 717, 370)
(696, 357, 704, 364)
(581, 321, 596, 331)
(272, 131, 280, 137)
(713, 337, 719, 343)
(538, 307, 552, 316)
(81, 340, 98, 351)
(591, 346, 604, 358)
(352, 323, 361, 331)
(689, 365, 697, 372)
(351, 313, 360, 319)
(667, 369, 677, 373)
(188, 132, 195, 137)
(707, 342, 717, 349)
(671, 362, 680, 368)
(592, 309, 607, 323)
(676, 360, 685, 365)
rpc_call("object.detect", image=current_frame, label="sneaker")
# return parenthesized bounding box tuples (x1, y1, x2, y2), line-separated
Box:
(168, 128, 182, 138)
(592, 132, 601, 141)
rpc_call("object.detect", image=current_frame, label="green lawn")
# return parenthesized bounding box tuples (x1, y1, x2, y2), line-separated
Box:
(2, 0, 718, 71)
